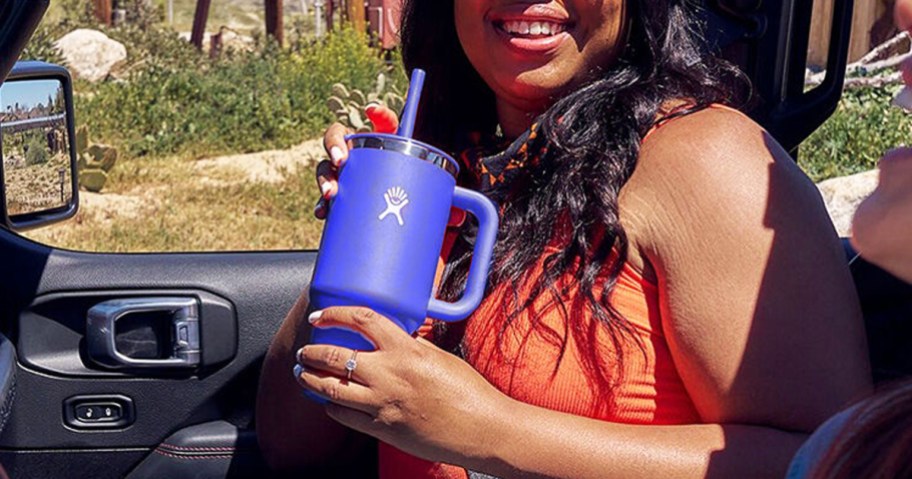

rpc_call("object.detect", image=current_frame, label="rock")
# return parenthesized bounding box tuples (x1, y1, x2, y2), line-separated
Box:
(55, 29, 127, 82)
(212, 29, 255, 55)
(178, 28, 254, 55)
(816, 169, 880, 237)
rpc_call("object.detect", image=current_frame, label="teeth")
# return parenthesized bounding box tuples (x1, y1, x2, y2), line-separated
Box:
(502, 20, 565, 36)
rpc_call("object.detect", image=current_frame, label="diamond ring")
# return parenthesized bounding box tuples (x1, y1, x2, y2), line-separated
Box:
(344, 350, 358, 381)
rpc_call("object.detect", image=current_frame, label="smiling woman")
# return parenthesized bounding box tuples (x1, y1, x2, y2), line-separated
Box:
(455, 0, 627, 134)
(256, 1, 872, 478)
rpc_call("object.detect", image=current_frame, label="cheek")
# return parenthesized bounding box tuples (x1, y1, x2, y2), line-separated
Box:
(453, 3, 483, 52)
(453, 4, 487, 74)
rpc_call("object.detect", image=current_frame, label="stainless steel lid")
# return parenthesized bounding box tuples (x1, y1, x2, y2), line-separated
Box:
(347, 133, 459, 178)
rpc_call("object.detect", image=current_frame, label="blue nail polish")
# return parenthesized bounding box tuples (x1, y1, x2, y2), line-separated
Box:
(293, 364, 303, 379)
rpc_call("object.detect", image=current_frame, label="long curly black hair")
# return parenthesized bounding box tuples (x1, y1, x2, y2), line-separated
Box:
(399, 0, 746, 401)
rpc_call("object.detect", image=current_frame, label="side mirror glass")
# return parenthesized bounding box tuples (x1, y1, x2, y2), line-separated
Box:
(0, 61, 78, 231)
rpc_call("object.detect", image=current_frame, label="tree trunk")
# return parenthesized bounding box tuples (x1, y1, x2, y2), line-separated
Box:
(266, 0, 285, 46)
(326, 0, 335, 32)
(191, 0, 212, 49)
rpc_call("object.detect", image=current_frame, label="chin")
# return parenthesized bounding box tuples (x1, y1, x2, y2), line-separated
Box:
(494, 72, 576, 109)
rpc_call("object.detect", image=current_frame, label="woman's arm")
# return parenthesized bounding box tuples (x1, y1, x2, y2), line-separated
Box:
(630, 107, 872, 431)
(296, 108, 872, 478)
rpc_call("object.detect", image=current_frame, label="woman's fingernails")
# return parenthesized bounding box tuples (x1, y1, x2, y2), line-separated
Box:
(308, 310, 323, 324)
(314, 199, 325, 217)
(293, 363, 303, 379)
(320, 181, 333, 198)
(296, 347, 305, 363)
(330, 146, 345, 166)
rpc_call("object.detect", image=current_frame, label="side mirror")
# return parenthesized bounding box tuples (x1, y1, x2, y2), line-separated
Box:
(0, 61, 78, 231)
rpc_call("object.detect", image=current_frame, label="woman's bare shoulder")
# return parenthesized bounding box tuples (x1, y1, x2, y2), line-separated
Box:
(637, 105, 804, 188)
(621, 105, 827, 251)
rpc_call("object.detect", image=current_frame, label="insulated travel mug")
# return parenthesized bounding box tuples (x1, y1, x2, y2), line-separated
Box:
(308, 69, 499, 352)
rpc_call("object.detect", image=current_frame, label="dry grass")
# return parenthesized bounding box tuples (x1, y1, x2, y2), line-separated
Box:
(5, 152, 73, 216)
(24, 139, 327, 252)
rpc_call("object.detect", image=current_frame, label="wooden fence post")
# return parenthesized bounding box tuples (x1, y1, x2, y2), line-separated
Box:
(347, 0, 366, 32)
(809, 0, 892, 67)
(849, 0, 881, 61)
(94, 0, 112, 26)
(266, 0, 285, 46)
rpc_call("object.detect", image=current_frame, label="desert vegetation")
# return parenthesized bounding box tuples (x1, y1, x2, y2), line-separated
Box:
(10, 1, 908, 252)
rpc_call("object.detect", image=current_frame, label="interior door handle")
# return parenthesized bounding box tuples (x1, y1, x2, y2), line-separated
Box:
(86, 297, 200, 369)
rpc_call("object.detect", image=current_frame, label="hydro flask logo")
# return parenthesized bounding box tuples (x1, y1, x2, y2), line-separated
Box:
(378, 186, 409, 226)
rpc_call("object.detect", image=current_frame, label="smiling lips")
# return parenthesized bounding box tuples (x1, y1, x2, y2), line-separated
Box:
(498, 20, 568, 37)
(491, 11, 572, 54)
(485, 2, 573, 52)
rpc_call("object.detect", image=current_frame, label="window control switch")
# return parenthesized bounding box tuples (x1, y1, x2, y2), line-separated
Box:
(65, 395, 134, 430)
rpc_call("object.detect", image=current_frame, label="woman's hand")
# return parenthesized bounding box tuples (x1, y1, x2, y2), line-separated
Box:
(295, 307, 507, 466)
(315, 104, 399, 219)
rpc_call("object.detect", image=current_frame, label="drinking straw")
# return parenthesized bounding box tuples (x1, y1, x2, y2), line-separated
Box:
(396, 68, 426, 139)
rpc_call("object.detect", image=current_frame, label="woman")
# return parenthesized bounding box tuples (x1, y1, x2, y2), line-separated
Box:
(256, 1, 872, 477)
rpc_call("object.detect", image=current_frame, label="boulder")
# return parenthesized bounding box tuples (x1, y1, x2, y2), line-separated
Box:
(178, 28, 255, 56)
(214, 29, 255, 55)
(816, 169, 879, 237)
(55, 29, 127, 82)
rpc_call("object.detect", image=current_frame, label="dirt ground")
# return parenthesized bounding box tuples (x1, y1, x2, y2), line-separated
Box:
(24, 137, 327, 252)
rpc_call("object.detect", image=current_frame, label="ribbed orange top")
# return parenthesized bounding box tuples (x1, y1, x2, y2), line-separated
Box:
(379, 245, 700, 479)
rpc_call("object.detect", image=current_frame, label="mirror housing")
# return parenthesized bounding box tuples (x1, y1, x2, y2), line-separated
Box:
(0, 61, 79, 231)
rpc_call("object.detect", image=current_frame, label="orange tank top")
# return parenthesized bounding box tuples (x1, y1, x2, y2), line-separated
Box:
(378, 246, 700, 479)
(377, 106, 726, 478)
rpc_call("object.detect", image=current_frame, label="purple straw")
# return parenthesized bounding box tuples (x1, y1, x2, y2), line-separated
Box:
(396, 69, 426, 139)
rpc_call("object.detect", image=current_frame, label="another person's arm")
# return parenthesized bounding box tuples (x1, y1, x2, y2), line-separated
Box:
(850, 0, 912, 284)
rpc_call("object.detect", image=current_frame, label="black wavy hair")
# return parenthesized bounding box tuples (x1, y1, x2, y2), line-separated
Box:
(400, 0, 746, 403)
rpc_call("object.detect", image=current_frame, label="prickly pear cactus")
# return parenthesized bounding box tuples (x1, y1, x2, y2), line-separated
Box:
(326, 73, 405, 132)
(76, 125, 119, 193)
(80, 170, 109, 193)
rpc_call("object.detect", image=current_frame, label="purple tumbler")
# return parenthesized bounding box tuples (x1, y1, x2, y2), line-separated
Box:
(308, 69, 499, 355)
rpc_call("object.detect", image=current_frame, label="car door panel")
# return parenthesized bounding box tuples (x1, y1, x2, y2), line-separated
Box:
(0, 228, 317, 477)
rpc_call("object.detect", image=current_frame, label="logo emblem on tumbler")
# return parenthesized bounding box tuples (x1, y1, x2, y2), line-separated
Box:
(378, 186, 409, 226)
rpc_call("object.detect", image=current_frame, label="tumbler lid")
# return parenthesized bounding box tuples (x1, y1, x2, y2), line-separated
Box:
(348, 133, 459, 178)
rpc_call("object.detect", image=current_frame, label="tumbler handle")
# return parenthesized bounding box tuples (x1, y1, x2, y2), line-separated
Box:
(426, 187, 498, 321)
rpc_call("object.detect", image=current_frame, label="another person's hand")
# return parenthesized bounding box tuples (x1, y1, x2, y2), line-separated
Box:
(295, 307, 506, 465)
(849, 0, 912, 283)
(851, 148, 912, 282)
(315, 104, 399, 219)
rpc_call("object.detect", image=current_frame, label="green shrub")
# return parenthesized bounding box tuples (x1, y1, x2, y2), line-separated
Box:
(800, 85, 912, 182)
(78, 27, 403, 158)
(25, 134, 49, 166)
